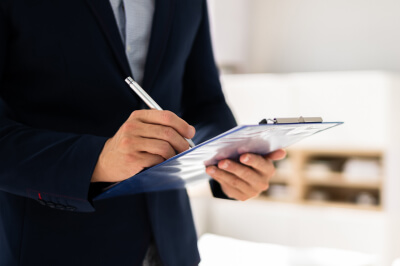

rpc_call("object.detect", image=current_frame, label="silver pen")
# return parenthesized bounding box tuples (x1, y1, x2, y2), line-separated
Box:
(125, 77, 195, 148)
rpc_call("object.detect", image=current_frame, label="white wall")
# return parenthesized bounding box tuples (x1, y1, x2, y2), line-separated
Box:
(209, 0, 400, 73)
(207, 0, 250, 72)
(250, 0, 400, 73)
(220, 71, 394, 149)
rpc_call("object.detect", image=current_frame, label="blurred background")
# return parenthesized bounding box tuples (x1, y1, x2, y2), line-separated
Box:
(190, 1, 400, 265)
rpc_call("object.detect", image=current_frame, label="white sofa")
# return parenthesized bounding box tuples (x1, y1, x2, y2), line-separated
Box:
(198, 234, 377, 266)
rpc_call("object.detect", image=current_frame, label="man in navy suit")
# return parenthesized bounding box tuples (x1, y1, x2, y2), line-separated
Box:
(0, 0, 285, 265)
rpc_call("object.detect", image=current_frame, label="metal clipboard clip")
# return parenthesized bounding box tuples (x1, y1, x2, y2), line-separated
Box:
(259, 117, 323, 124)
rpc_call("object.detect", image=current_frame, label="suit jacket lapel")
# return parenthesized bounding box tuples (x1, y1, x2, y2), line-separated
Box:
(85, 0, 132, 78)
(142, 0, 176, 92)
(85, 0, 175, 91)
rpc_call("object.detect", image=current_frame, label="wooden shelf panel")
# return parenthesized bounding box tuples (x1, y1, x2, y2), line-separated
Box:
(288, 148, 383, 157)
(256, 196, 382, 211)
(257, 196, 295, 203)
(269, 175, 291, 184)
(303, 200, 382, 211)
(305, 176, 381, 189)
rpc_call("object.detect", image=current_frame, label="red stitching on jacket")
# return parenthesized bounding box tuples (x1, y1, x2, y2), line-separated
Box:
(27, 189, 86, 202)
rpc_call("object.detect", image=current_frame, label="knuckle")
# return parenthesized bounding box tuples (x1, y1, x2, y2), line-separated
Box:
(162, 127, 174, 139)
(121, 122, 136, 133)
(161, 111, 173, 124)
(240, 168, 252, 179)
(158, 142, 173, 158)
(129, 110, 140, 120)
(120, 136, 132, 147)
(230, 178, 239, 188)
(124, 153, 137, 164)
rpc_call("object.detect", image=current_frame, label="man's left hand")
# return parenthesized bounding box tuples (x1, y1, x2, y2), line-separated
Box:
(206, 149, 286, 201)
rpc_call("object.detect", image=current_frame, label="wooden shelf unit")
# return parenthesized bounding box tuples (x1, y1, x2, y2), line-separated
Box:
(261, 149, 383, 210)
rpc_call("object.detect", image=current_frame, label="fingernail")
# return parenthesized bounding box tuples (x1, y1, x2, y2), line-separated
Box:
(241, 155, 250, 163)
(207, 167, 215, 174)
(220, 161, 229, 169)
(188, 126, 195, 138)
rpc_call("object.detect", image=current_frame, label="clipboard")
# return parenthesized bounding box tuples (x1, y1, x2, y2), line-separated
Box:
(94, 117, 342, 200)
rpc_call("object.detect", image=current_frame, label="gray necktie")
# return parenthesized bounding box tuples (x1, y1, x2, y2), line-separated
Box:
(109, 2, 160, 265)
(116, 0, 154, 84)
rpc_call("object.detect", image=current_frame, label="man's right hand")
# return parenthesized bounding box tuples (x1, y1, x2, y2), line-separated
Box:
(91, 110, 195, 183)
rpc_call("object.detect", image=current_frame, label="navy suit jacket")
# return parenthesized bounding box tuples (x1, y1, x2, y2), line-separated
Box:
(0, 0, 236, 265)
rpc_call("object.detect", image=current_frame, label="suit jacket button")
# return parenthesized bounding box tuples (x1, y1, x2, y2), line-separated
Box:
(55, 204, 65, 210)
(46, 202, 56, 208)
(38, 199, 46, 206)
(66, 206, 76, 211)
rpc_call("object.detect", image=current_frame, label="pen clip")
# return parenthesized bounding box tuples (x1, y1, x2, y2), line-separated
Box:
(259, 117, 323, 124)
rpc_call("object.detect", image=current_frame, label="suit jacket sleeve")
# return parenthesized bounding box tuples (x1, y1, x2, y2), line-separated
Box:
(181, 0, 237, 199)
(0, 5, 107, 212)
